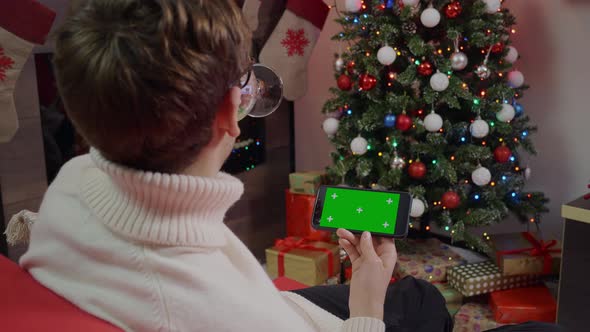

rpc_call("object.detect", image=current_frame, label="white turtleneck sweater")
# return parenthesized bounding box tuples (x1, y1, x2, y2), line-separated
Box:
(20, 150, 385, 332)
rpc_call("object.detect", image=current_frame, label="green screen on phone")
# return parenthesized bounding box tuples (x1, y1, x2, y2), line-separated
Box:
(319, 187, 401, 234)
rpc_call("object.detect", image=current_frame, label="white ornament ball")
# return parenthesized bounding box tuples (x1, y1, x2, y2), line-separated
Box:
(472, 166, 492, 186)
(377, 46, 397, 66)
(508, 70, 525, 88)
(470, 118, 490, 138)
(402, 0, 420, 6)
(345, 0, 362, 12)
(322, 118, 340, 136)
(497, 103, 516, 122)
(424, 112, 443, 132)
(335, 57, 344, 72)
(451, 52, 469, 71)
(525, 167, 532, 180)
(430, 72, 449, 92)
(483, 0, 501, 14)
(505, 46, 519, 64)
(350, 136, 368, 155)
(421, 7, 441, 28)
(410, 198, 426, 218)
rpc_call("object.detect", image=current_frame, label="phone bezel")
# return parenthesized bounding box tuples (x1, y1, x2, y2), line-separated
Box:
(311, 185, 411, 238)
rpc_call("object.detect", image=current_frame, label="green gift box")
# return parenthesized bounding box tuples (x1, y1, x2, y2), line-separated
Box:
(289, 171, 325, 195)
(448, 261, 542, 297)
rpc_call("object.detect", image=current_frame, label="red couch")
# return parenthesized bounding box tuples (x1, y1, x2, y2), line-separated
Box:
(0, 255, 308, 330)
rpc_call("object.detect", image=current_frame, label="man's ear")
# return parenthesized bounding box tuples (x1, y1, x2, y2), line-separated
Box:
(216, 86, 241, 138)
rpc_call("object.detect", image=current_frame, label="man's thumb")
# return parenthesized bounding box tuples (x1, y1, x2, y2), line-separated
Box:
(360, 232, 378, 259)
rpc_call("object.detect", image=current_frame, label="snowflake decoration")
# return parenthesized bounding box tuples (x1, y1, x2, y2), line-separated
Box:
(0, 46, 15, 82)
(281, 29, 310, 57)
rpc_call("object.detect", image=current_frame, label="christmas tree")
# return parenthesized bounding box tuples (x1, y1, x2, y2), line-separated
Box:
(321, 0, 548, 250)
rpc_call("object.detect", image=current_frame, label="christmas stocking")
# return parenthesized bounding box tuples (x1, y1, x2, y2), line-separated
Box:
(242, 0, 262, 32)
(259, 0, 329, 100)
(0, 0, 55, 143)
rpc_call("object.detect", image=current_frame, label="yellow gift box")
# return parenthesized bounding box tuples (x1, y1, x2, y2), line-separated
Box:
(266, 237, 340, 286)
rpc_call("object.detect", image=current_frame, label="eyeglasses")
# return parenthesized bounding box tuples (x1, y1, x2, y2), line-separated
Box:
(234, 63, 284, 121)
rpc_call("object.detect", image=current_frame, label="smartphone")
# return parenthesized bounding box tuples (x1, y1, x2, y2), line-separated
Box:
(311, 185, 411, 238)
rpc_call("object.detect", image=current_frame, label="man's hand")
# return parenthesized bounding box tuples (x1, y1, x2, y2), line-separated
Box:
(337, 228, 397, 321)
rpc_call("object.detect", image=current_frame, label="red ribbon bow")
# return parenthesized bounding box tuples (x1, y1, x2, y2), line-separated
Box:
(496, 232, 561, 274)
(274, 237, 334, 278)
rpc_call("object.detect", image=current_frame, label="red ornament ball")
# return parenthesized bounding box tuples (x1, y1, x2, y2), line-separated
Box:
(491, 42, 505, 54)
(494, 145, 512, 163)
(441, 191, 461, 209)
(445, 1, 462, 19)
(396, 113, 413, 131)
(408, 161, 427, 179)
(346, 61, 356, 74)
(417, 61, 434, 76)
(337, 74, 352, 91)
(359, 73, 377, 91)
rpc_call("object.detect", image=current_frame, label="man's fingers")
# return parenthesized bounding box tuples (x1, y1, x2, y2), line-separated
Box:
(337, 228, 359, 246)
(339, 238, 360, 262)
(359, 232, 379, 260)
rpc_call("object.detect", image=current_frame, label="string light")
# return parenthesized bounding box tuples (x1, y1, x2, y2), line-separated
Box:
(490, 121, 495, 127)
(396, 51, 401, 56)
(365, 51, 370, 56)
(530, 218, 535, 223)
(502, 175, 507, 181)
(376, 31, 380, 35)
(353, 17, 359, 23)
(444, 226, 450, 231)
(522, 131, 528, 137)
(437, 49, 443, 54)
(513, 137, 519, 142)
(432, 160, 437, 164)
(462, 83, 468, 89)
(425, 225, 431, 231)
(460, 137, 466, 142)
(389, 72, 395, 79)
(511, 28, 517, 34)
(511, 192, 517, 197)
(473, 99, 480, 105)
(491, 181, 496, 187)
(347, 109, 352, 115)
(362, 26, 367, 30)
(387, 82, 392, 87)
(474, 194, 480, 200)
(510, 156, 516, 162)
(482, 141, 487, 146)
(408, 159, 414, 164)
(499, 138, 503, 142)
(483, 232, 488, 237)
(450, 156, 455, 161)
(480, 90, 486, 97)
(439, 128, 444, 133)
(527, 194, 532, 198)
(515, 166, 520, 171)
(414, 60, 421, 65)
(367, 145, 372, 150)
(378, 152, 383, 157)
(393, 140, 398, 148)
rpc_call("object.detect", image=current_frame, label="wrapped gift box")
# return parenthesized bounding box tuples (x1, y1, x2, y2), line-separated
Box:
(490, 286, 557, 324)
(434, 283, 464, 316)
(448, 261, 542, 297)
(266, 237, 340, 286)
(489, 232, 561, 276)
(453, 303, 505, 332)
(289, 171, 325, 195)
(285, 190, 332, 242)
(394, 238, 467, 282)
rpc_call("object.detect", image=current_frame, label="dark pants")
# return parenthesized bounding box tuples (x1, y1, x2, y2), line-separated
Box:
(292, 277, 563, 332)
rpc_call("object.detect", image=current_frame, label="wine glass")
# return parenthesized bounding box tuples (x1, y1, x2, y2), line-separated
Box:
(237, 64, 284, 121)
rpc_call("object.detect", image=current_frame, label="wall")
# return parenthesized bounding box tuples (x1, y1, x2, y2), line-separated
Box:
(295, 0, 590, 239)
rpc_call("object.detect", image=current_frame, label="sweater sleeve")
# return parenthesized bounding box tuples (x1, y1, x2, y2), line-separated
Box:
(341, 318, 385, 332)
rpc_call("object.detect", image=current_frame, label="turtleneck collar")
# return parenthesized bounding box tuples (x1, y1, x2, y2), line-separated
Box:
(81, 149, 244, 247)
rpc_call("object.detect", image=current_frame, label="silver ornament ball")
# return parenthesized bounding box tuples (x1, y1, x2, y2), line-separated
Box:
(451, 52, 468, 71)
(390, 155, 406, 170)
(410, 198, 426, 218)
(334, 57, 344, 72)
(475, 65, 491, 79)
(472, 166, 492, 186)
